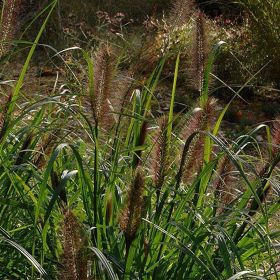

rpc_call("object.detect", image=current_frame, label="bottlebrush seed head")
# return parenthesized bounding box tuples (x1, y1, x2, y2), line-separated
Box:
(0, 0, 21, 57)
(181, 98, 217, 183)
(91, 44, 116, 127)
(59, 208, 89, 280)
(152, 115, 169, 192)
(169, 0, 196, 29)
(271, 119, 280, 156)
(193, 11, 208, 93)
(119, 168, 145, 252)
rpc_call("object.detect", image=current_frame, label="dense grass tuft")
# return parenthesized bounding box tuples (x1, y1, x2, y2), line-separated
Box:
(0, 1, 279, 279)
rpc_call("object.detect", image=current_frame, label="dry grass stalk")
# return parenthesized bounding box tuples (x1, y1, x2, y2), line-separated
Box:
(119, 168, 145, 255)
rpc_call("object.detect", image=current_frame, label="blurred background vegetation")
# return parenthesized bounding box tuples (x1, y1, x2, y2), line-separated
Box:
(5, 0, 280, 122)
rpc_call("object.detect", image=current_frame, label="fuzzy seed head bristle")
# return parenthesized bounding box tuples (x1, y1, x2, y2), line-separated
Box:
(110, 71, 134, 122)
(271, 119, 280, 156)
(91, 44, 116, 127)
(0, 0, 21, 57)
(169, 0, 196, 29)
(181, 98, 218, 183)
(59, 208, 90, 280)
(193, 11, 208, 93)
(151, 115, 169, 192)
(119, 169, 145, 251)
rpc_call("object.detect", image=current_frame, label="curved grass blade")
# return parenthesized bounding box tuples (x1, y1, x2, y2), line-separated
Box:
(200, 40, 225, 106)
(7, 0, 57, 116)
(143, 218, 221, 280)
(0, 227, 49, 279)
(167, 52, 180, 149)
(35, 143, 69, 222)
(227, 271, 266, 280)
(90, 247, 119, 280)
(43, 170, 78, 225)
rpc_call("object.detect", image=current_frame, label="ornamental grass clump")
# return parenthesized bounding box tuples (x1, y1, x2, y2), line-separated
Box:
(0, 1, 279, 279)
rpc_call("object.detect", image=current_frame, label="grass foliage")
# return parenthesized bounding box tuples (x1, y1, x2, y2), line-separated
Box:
(0, 1, 279, 279)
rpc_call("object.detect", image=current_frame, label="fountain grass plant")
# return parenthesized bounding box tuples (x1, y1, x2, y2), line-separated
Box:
(0, 1, 279, 279)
